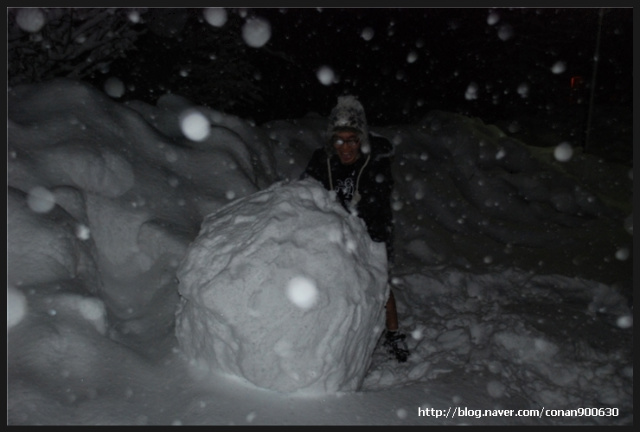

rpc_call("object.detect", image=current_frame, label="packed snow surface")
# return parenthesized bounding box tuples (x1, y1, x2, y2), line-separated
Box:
(175, 179, 388, 394)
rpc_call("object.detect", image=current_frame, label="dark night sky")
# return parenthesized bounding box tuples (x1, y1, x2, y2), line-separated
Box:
(105, 7, 633, 125)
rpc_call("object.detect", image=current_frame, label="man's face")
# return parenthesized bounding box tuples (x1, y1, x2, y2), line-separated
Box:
(332, 131, 361, 165)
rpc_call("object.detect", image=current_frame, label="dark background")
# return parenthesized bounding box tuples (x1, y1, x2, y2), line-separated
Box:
(98, 7, 632, 126)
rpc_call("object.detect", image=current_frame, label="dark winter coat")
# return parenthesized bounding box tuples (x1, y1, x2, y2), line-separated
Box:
(302, 133, 395, 261)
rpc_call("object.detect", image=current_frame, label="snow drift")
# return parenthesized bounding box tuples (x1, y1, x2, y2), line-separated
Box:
(175, 179, 389, 394)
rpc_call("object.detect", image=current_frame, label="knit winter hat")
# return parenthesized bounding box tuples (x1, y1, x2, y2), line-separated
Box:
(325, 95, 370, 155)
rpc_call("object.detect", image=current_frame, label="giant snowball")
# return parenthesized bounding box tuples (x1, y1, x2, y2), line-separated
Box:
(175, 179, 389, 394)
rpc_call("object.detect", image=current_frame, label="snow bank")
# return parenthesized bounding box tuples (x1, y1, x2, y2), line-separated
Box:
(175, 179, 389, 394)
(7, 78, 631, 425)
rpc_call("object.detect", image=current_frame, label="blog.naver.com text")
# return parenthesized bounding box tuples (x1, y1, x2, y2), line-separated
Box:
(418, 406, 619, 419)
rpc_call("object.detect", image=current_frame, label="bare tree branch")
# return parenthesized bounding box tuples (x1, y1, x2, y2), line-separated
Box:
(8, 7, 147, 86)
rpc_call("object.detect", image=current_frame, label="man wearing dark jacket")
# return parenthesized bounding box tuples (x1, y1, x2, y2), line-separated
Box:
(301, 95, 409, 362)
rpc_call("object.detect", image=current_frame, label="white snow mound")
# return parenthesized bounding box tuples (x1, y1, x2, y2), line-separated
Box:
(175, 179, 389, 394)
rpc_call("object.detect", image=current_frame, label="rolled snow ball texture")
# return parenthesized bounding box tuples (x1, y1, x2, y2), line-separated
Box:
(175, 180, 389, 394)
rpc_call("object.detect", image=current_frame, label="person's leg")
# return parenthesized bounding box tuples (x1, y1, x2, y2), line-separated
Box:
(385, 289, 398, 332)
(385, 238, 398, 332)
(384, 289, 409, 362)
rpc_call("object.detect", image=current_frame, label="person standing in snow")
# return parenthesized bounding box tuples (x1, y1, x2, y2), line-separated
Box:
(301, 95, 409, 362)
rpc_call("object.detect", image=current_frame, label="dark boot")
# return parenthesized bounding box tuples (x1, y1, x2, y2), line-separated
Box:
(384, 330, 410, 363)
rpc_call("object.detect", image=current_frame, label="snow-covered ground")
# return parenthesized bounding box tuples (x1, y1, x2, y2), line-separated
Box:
(7, 78, 633, 425)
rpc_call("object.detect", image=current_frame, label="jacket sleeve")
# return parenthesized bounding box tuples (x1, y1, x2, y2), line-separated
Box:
(300, 148, 329, 188)
(358, 154, 394, 246)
